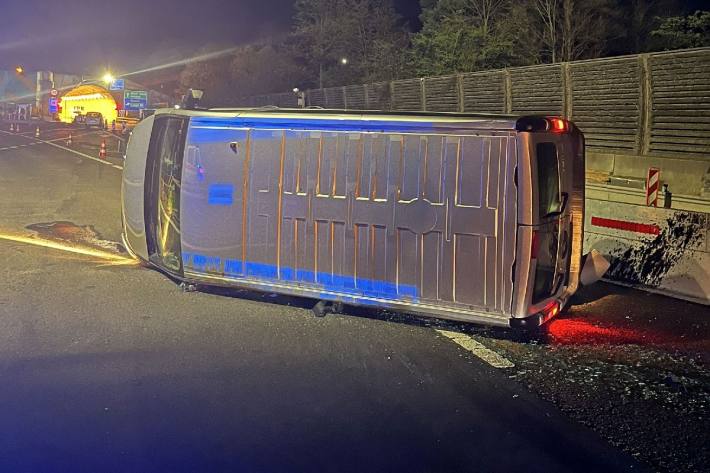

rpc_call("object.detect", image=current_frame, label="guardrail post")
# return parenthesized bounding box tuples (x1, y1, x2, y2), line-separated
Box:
(639, 54, 652, 155)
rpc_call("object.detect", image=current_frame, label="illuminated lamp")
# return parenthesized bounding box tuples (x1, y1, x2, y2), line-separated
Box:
(548, 117, 568, 133)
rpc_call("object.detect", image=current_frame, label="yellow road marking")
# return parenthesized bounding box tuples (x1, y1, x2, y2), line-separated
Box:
(0, 231, 137, 266)
(436, 329, 515, 368)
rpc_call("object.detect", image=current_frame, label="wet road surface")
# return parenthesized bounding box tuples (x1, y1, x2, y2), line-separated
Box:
(0, 121, 693, 472)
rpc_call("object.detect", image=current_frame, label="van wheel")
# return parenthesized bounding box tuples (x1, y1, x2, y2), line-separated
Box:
(312, 300, 343, 317)
(179, 282, 198, 292)
(312, 300, 329, 317)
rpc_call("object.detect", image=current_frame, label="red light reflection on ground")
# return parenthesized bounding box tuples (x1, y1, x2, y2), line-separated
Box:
(545, 318, 681, 346)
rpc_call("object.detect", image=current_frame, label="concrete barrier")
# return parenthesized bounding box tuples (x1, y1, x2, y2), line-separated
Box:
(584, 198, 709, 304)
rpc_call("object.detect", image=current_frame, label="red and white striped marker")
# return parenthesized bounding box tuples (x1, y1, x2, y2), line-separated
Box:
(99, 140, 106, 159)
(646, 167, 660, 207)
(66, 133, 73, 146)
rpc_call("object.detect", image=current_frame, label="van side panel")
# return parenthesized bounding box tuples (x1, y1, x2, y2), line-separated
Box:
(121, 115, 154, 261)
(180, 117, 518, 322)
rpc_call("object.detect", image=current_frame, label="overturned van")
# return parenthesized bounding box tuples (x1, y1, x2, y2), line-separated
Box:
(121, 109, 585, 327)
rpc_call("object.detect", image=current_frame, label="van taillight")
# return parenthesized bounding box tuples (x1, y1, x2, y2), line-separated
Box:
(531, 230, 539, 260)
(540, 300, 561, 323)
(515, 116, 570, 133)
(545, 300, 560, 318)
(548, 118, 568, 133)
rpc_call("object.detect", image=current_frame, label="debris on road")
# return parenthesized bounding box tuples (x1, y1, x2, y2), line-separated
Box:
(466, 282, 710, 473)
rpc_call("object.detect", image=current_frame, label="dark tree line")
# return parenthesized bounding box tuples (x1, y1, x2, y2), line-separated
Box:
(180, 0, 710, 105)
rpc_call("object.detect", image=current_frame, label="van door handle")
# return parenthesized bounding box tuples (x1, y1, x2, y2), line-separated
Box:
(542, 192, 569, 219)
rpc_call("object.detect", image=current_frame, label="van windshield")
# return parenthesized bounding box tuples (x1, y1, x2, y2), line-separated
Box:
(537, 143, 561, 219)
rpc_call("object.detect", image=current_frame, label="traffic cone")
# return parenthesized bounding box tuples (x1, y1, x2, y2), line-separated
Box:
(35, 126, 40, 138)
(9, 123, 14, 132)
(66, 133, 73, 146)
(99, 140, 106, 159)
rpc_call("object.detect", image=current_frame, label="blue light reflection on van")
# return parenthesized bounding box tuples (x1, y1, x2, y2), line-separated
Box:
(182, 252, 418, 302)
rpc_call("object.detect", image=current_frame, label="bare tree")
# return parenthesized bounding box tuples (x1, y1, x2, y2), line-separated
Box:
(533, 0, 615, 63)
(560, 0, 616, 62)
(533, 0, 560, 62)
(467, 0, 508, 38)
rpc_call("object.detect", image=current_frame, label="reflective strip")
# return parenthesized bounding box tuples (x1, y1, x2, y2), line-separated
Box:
(591, 217, 661, 235)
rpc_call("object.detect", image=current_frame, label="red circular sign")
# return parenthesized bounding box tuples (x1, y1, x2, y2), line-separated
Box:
(50, 89, 58, 96)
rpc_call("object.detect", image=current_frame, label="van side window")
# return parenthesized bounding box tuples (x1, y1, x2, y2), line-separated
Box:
(536, 142, 561, 219)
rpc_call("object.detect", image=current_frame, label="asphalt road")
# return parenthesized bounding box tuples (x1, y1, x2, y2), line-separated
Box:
(0, 122, 647, 473)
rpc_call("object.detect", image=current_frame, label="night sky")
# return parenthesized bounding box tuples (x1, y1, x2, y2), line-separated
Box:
(1, 0, 704, 76)
(0, 0, 421, 75)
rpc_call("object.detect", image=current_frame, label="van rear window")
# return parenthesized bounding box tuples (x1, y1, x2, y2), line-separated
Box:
(537, 143, 560, 219)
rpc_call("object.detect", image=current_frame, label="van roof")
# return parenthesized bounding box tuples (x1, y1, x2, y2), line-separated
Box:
(155, 107, 526, 131)
(209, 106, 519, 120)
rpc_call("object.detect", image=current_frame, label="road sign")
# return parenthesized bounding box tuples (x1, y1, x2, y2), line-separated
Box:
(124, 90, 148, 110)
(646, 167, 660, 207)
(50, 88, 58, 97)
(110, 79, 125, 91)
(48, 97, 58, 113)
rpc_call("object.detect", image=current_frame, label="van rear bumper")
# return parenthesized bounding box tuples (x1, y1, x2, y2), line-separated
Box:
(509, 313, 544, 329)
(509, 297, 565, 328)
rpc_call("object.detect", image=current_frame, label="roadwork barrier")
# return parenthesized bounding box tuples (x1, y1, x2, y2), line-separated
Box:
(585, 198, 709, 304)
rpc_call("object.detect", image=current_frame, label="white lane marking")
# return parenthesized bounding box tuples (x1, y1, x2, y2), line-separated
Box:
(44, 140, 124, 170)
(45, 130, 99, 142)
(436, 329, 515, 369)
(0, 129, 123, 170)
(0, 142, 42, 151)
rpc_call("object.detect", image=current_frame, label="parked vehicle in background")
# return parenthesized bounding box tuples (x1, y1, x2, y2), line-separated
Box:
(85, 112, 103, 128)
(72, 114, 86, 126)
(121, 108, 589, 328)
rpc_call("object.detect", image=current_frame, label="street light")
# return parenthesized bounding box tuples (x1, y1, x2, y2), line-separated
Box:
(15, 65, 24, 74)
(293, 87, 305, 108)
(340, 57, 348, 65)
(102, 73, 115, 84)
